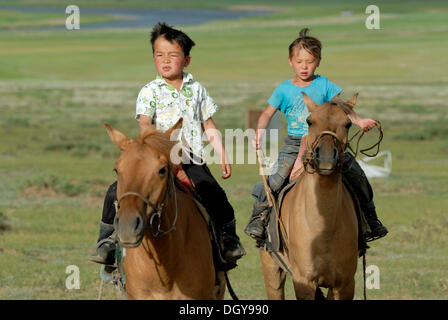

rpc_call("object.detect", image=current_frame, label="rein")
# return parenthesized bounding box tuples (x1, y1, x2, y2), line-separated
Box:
(115, 171, 178, 238)
(303, 120, 383, 174)
(344, 120, 383, 172)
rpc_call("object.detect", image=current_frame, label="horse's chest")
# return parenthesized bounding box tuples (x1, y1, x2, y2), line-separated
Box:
(298, 242, 347, 286)
(311, 255, 339, 285)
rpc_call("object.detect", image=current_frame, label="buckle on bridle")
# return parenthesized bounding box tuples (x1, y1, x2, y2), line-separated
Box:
(149, 211, 161, 237)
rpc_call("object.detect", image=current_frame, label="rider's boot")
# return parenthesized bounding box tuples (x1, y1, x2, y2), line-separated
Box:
(220, 219, 246, 263)
(89, 222, 116, 265)
(363, 202, 388, 242)
(244, 202, 269, 241)
(343, 153, 388, 242)
(90, 182, 118, 265)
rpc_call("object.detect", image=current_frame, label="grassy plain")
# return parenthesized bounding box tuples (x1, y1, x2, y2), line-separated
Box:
(0, 0, 447, 299)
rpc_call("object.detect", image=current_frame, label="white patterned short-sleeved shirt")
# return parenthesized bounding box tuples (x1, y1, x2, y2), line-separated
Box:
(136, 72, 218, 159)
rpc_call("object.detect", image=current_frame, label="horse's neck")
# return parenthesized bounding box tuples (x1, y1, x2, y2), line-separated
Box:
(301, 172, 344, 232)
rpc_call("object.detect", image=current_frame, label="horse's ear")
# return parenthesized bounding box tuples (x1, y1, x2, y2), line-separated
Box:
(302, 92, 319, 113)
(165, 118, 183, 140)
(104, 122, 133, 151)
(347, 93, 359, 108)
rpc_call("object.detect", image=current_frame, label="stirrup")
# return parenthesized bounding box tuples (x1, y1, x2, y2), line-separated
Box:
(223, 244, 245, 263)
(244, 209, 268, 240)
(245, 229, 264, 241)
(365, 232, 388, 242)
(89, 238, 116, 265)
(365, 226, 388, 242)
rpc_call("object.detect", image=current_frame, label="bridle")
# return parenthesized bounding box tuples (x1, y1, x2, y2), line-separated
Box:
(303, 130, 347, 175)
(303, 120, 383, 175)
(114, 170, 178, 238)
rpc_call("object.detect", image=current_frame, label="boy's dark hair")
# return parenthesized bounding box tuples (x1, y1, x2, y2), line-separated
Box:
(288, 28, 322, 60)
(150, 22, 195, 57)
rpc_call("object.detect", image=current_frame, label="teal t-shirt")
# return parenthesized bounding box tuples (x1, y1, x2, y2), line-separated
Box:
(268, 75, 342, 137)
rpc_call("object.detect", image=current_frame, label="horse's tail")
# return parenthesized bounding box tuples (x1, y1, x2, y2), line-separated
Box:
(224, 272, 239, 300)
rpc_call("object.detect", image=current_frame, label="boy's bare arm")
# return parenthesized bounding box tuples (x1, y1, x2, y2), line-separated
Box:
(347, 110, 376, 132)
(202, 117, 231, 179)
(139, 114, 152, 134)
(253, 104, 277, 150)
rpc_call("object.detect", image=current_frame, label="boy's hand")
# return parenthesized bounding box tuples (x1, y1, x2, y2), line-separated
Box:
(251, 137, 261, 150)
(358, 118, 376, 132)
(221, 163, 231, 179)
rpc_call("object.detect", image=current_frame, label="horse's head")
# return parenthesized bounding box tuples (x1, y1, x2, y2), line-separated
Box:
(104, 119, 182, 248)
(302, 92, 357, 175)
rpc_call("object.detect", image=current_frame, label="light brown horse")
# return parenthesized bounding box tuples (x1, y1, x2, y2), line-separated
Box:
(260, 93, 359, 300)
(104, 119, 225, 299)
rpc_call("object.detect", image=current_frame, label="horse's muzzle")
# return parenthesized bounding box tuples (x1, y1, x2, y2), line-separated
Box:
(114, 213, 146, 248)
(313, 145, 340, 175)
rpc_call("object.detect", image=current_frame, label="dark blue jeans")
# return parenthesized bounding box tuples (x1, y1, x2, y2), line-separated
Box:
(252, 135, 301, 206)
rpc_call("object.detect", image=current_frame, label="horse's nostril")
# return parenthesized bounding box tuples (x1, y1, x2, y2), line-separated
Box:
(333, 148, 338, 159)
(135, 216, 142, 232)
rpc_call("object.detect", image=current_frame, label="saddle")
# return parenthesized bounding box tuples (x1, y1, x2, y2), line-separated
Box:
(261, 171, 370, 258)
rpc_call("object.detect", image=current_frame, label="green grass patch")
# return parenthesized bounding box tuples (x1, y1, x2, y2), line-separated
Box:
(0, 9, 122, 30)
(22, 173, 88, 197)
(393, 124, 448, 141)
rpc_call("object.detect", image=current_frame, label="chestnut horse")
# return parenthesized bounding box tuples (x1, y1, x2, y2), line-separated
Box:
(104, 120, 225, 299)
(260, 93, 359, 300)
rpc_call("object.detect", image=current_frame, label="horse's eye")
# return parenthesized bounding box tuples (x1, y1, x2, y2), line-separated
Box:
(158, 167, 167, 176)
(345, 121, 352, 129)
(306, 119, 313, 126)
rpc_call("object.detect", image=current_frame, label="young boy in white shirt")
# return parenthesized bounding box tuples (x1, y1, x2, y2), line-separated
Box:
(90, 22, 245, 270)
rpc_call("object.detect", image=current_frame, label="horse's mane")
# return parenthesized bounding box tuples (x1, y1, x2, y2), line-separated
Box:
(136, 126, 180, 170)
(328, 95, 354, 115)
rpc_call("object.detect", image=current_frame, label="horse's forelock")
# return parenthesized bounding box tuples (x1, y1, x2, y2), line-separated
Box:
(328, 96, 353, 115)
(136, 129, 179, 169)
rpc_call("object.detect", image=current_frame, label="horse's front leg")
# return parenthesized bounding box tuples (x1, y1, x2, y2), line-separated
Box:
(329, 279, 355, 300)
(259, 250, 287, 299)
(292, 275, 318, 300)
